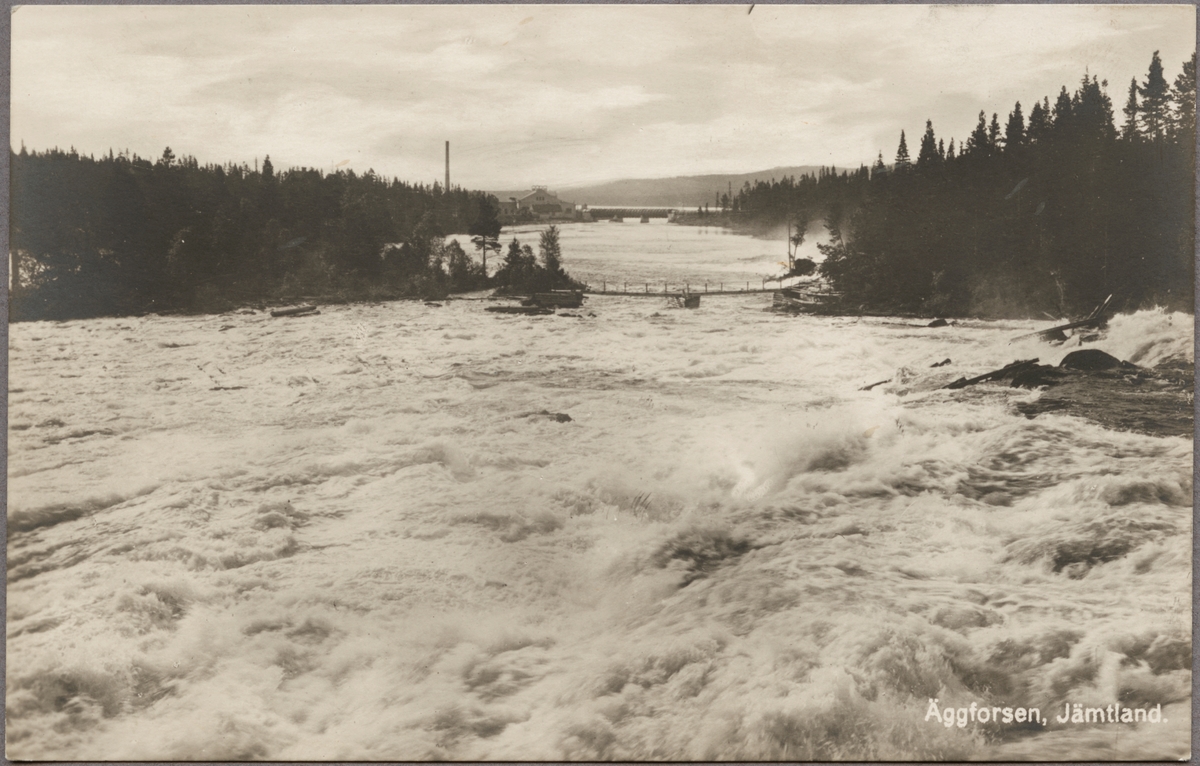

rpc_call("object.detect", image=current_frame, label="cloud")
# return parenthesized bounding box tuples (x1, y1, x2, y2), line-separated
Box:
(11, 4, 1195, 188)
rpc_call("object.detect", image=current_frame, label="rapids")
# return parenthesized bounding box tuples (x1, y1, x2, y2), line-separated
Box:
(6, 221, 1193, 760)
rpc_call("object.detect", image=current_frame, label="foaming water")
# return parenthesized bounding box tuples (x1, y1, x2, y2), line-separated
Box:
(7, 225, 1193, 760)
(1101, 308, 1193, 367)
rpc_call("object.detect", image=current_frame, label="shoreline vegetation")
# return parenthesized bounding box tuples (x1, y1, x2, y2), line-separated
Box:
(10, 150, 507, 320)
(8, 140, 579, 322)
(9, 53, 1193, 323)
(676, 53, 1196, 319)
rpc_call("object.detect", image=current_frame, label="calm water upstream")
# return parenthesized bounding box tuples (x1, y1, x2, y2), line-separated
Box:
(500, 219, 792, 290)
(7, 221, 1192, 760)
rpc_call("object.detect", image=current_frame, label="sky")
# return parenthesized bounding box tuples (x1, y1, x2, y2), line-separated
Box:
(11, 4, 1197, 190)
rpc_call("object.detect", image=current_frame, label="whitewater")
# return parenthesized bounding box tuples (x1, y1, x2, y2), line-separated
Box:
(6, 221, 1193, 760)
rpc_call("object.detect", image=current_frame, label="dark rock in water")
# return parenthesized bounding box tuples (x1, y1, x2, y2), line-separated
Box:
(927, 318, 948, 328)
(651, 528, 755, 585)
(1015, 362, 1192, 438)
(949, 352, 1188, 437)
(945, 359, 1039, 389)
(523, 410, 572, 423)
(931, 358, 952, 368)
(424, 302, 442, 308)
(1010, 365, 1068, 389)
(1059, 349, 1130, 370)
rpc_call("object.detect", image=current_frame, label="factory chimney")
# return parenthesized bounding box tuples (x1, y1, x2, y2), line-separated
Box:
(445, 141, 450, 191)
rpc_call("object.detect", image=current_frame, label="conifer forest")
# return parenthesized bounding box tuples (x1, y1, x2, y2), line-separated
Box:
(9, 52, 1195, 320)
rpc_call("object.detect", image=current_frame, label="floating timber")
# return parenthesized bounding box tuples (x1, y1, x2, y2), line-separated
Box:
(1010, 294, 1113, 343)
(944, 359, 1040, 389)
(486, 305, 554, 315)
(525, 290, 585, 309)
(270, 304, 319, 318)
(772, 286, 843, 314)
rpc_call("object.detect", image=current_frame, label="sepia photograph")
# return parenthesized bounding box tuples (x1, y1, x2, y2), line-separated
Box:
(6, 3, 1195, 761)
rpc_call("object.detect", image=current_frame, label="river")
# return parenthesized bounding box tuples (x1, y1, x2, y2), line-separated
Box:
(501, 218, 792, 291)
(6, 220, 1192, 760)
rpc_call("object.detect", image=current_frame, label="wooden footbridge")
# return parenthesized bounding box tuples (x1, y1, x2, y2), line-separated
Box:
(583, 279, 782, 297)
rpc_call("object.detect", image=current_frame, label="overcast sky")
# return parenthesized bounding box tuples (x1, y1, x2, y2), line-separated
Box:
(11, 4, 1196, 189)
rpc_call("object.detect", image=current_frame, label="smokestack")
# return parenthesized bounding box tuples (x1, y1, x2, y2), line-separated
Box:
(445, 141, 450, 191)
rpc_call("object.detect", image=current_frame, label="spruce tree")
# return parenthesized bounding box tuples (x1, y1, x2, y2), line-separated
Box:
(1170, 52, 1196, 143)
(1073, 75, 1116, 142)
(1119, 78, 1140, 141)
(894, 130, 911, 169)
(1004, 103, 1025, 151)
(539, 224, 563, 279)
(1027, 99, 1048, 144)
(916, 120, 940, 167)
(872, 151, 887, 177)
(1139, 50, 1170, 142)
(1052, 87, 1073, 133)
(965, 111, 989, 156)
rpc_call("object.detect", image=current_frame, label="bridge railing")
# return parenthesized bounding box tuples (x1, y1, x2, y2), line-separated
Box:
(583, 278, 781, 295)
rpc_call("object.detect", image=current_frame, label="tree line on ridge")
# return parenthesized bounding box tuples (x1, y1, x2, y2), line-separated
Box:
(728, 51, 1195, 317)
(9, 51, 1194, 320)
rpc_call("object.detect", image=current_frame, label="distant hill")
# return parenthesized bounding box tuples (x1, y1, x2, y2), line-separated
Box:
(539, 166, 827, 208)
